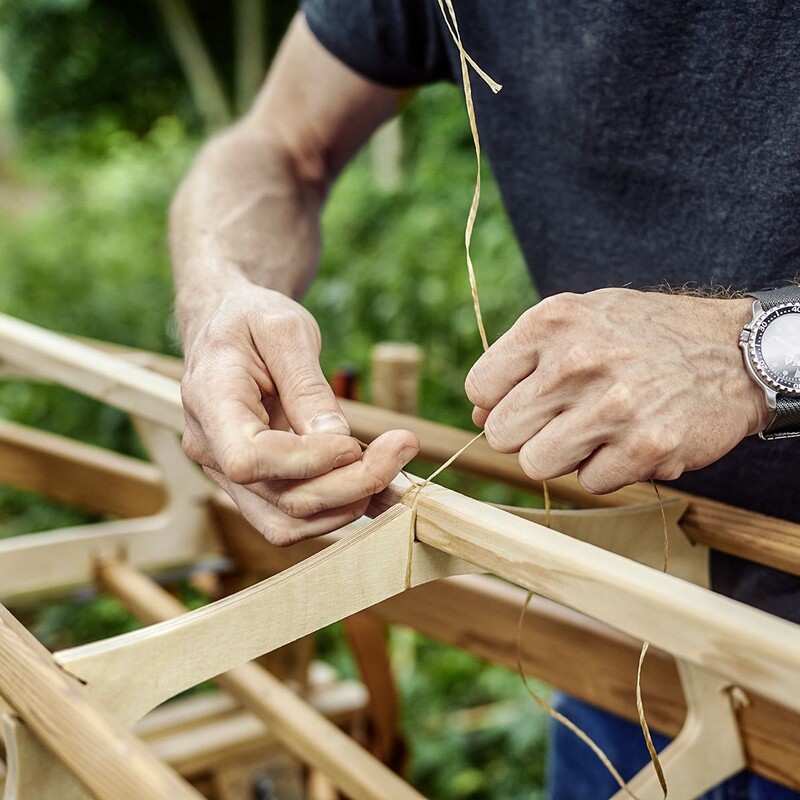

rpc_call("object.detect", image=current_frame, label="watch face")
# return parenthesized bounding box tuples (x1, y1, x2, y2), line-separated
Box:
(751, 304, 800, 394)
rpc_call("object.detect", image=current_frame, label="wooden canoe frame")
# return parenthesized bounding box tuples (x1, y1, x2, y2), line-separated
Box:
(1, 312, 800, 799)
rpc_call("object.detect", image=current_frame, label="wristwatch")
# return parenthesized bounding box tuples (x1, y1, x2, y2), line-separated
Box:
(739, 284, 800, 440)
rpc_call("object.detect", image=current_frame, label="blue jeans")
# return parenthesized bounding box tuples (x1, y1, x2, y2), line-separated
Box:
(546, 694, 799, 800)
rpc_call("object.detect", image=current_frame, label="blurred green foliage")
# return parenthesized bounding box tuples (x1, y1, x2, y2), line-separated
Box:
(0, 4, 549, 796)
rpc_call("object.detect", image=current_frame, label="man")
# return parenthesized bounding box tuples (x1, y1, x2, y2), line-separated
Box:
(170, 3, 800, 797)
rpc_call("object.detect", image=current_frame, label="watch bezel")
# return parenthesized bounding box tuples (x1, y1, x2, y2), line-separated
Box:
(745, 302, 800, 396)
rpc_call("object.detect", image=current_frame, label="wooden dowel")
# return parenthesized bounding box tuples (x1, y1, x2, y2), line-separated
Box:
(0, 604, 202, 800)
(96, 561, 426, 800)
(370, 342, 422, 415)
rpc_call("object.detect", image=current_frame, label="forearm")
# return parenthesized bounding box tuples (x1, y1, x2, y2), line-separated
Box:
(169, 124, 327, 348)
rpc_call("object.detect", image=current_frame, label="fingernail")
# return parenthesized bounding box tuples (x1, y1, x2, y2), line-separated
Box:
(333, 450, 359, 469)
(398, 447, 417, 469)
(310, 412, 349, 434)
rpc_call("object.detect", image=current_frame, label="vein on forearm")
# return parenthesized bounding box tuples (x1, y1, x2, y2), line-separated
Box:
(170, 126, 329, 341)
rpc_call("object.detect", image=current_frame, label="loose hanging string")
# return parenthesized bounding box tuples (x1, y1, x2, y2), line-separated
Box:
(437, 0, 499, 351)
(634, 482, 669, 796)
(393, 3, 669, 797)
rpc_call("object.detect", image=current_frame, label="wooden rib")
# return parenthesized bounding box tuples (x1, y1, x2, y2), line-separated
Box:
(56, 506, 479, 726)
(2, 414, 798, 786)
(97, 560, 425, 800)
(0, 604, 202, 800)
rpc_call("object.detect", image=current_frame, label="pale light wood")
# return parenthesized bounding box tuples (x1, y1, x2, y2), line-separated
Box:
(2, 415, 795, 786)
(0, 313, 184, 430)
(135, 680, 367, 777)
(4, 324, 800, 795)
(498, 497, 707, 586)
(21, 332, 800, 578)
(0, 419, 166, 518)
(371, 478, 800, 715)
(209, 515, 800, 792)
(57, 507, 480, 726)
(0, 418, 217, 602)
(370, 342, 422, 414)
(97, 561, 426, 800)
(0, 604, 202, 800)
(611, 662, 745, 800)
(343, 614, 404, 765)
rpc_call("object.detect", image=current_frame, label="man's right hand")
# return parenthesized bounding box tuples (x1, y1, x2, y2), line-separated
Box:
(180, 284, 419, 545)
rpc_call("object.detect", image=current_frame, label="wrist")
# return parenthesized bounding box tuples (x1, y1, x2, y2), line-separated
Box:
(175, 266, 254, 351)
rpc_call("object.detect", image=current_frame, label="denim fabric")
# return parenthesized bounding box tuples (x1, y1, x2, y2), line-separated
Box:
(547, 695, 798, 800)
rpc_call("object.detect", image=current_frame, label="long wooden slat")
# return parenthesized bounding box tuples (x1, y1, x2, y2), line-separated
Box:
(0, 314, 184, 430)
(369, 576, 800, 791)
(2, 419, 797, 788)
(370, 480, 800, 715)
(6, 330, 800, 577)
(0, 604, 202, 800)
(0, 420, 166, 518)
(97, 560, 425, 800)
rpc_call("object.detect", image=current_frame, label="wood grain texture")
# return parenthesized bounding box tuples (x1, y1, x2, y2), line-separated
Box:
(98, 561, 425, 800)
(371, 478, 800, 715)
(0, 313, 184, 430)
(206, 510, 800, 793)
(0, 419, 166, 518)
(0, 604, 201, 800)
(57, 507, 480, 726)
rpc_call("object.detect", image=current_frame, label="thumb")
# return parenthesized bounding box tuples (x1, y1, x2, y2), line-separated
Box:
(270, 352, 350, 436)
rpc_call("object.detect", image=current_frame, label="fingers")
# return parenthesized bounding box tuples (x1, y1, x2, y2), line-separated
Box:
(203, 428, 419, 545)
(254, 314, 350, 436)
(257, 429, 419, 519)
(577, 428, 684, 494)
(481, 370, 564, 453)
(184, 402, 362, 483)
(516, 411, 604, 482)
(465, 314, 540, 410)
(182, 345, 361, 482)
(205, 467, 370, 545)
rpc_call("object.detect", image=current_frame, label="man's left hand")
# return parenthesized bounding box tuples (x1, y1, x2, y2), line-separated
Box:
(465, 288, 771, 494)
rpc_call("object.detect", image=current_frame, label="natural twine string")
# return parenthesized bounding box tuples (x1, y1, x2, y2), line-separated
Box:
(634, 482, 669, 797)
(393, 3, 670, 797)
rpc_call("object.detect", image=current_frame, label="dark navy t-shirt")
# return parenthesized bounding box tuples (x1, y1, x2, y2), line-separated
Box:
(302, 0, 800, 620)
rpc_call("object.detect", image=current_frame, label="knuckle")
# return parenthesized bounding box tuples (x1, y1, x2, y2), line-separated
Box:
(280, 365, 328, 402)
(627, 428, 673, 464)
(578, 471, 607, 495)
(518, 448, 547, 481)
(598, 382, 635, 420)
(534, 292, 580, 325)
(276, 492, 325, 519)
(219, 443, 261, 484)
(484, 415, 517, 454)
(181, 430, 204, 463)
(561, 343, 597, 377)
(365, 472, 387, 497)
(257, 520, 294, 547)
(655, 462, 684, 481)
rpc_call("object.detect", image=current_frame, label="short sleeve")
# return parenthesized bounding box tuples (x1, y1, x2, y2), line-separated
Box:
(301, 0, 454, 88)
